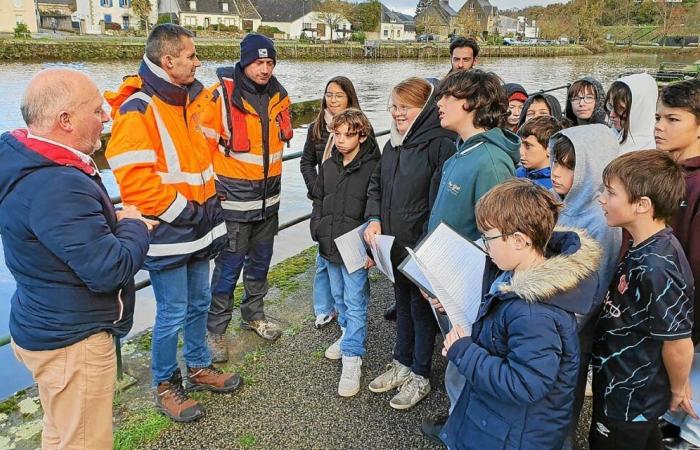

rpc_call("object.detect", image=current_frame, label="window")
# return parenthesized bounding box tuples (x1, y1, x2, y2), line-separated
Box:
(15, 15, 24, 24)
(225, 18, 234, 26)
(383, 29, 388, 37)
(104, 14, 112, 23)
(221, 2, 228, 12)
(119, 0, 130, 7)
(189, 1, 196, 10)
(302, 22, 312, 30)
(100, 0, 113, 6)
(397, 30, 400, 37)
(13, 0, 22, 8)
(185, 16, 196, 25)
(122, 15, 130, 28)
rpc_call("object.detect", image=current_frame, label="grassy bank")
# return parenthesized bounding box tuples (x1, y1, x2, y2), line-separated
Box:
(0, 38, 592, 61)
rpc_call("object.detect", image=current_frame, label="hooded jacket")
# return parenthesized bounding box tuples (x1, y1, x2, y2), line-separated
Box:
(311, 136, 380, 265)
(671, 155, 700, 343)
(0, 130, 150, 351)
(105, 56, 226, 271)
(300, 119, 330, 199)
(515, 166, 552, 189)
(365, 83, 456, 265)
(616, 73, 658, 154)
(504, 83, 528, 100)
(427, 127, 520, 240)
(565, 76, 608, 125)
(517, 94, 563, 127)
(441, 229, 601, 450)
(552, 125, 622, 342)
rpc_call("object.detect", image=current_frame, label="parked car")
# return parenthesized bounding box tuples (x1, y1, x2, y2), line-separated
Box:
(416, 34, 437, 42)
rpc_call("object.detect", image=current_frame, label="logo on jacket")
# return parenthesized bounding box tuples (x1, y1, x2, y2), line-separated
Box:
(617, 274, 628, 295)
(595, 422, 610, 438)
(258, 49, 268, 58)
(447, 181, 461, 196)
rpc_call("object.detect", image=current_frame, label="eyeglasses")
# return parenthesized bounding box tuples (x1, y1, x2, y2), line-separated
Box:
(388, 105, 416, 115)
(325, 92, 347, 100)
(571, 95, 595, 105)
(480, 233, 512, 251)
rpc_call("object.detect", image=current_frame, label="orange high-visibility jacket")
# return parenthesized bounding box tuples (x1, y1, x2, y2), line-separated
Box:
(201, 65, 293, 223)
(105, 56, 226, 271)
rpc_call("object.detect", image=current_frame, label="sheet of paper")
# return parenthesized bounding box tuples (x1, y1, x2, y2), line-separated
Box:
(412, 223, 486, 331)
(398, 251, 436, 298)
(370, 234, 395, 283)
(334, 223, 369, 274)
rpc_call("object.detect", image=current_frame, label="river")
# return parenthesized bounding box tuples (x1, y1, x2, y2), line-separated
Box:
(0, 52, 693, 399)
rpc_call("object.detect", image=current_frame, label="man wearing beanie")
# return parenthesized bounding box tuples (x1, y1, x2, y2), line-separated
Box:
(201, 33, 293, 361)
(505, 83, 528, 132)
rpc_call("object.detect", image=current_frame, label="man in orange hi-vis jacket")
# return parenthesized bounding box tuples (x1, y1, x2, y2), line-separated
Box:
(105, 24, 242, 423)
(201, 33, 293, 361)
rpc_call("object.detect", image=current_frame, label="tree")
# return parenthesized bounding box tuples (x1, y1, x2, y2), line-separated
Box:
(235, 0, 259, 31)
(131, 0, 152, 34)
(416, 11, 442, 36)
(314, 0, 352, 41)
(415, 0, 432, 17)
(347, 0, 380, 32)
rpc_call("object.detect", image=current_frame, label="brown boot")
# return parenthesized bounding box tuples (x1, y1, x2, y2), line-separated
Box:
(155, 369, 204, 423)
(186, 365, 243, 393)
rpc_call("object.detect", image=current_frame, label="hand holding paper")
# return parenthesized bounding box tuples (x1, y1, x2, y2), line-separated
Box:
(442, 325, 472, 357)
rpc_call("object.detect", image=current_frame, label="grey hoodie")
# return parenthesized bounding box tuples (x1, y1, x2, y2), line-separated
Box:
(565, 76, 608, 126)
(616, 73, 658, 154)
(551, 124, 622, 332)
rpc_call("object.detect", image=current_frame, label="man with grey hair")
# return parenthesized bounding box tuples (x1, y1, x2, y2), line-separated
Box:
(0, 68, 153, 449)
(106, 23, 240, 423)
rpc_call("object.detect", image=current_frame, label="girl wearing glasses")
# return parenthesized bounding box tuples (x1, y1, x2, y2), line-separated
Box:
(301, 76, 362, 329)
(565, 77, 607, 126)
(605, 73, 658, 154)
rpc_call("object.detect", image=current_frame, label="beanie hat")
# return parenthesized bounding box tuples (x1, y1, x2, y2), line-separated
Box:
(504, 83, 528, 103)
(240, 33, 277, 68)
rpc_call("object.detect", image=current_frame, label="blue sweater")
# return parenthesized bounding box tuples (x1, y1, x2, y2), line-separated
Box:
(0, 130, 150, 351)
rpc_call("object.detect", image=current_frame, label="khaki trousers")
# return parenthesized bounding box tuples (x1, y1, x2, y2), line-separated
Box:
(12, 331, 116, 450)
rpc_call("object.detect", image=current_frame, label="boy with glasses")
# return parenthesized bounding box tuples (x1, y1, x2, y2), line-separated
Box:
(565, 77, 607, 126)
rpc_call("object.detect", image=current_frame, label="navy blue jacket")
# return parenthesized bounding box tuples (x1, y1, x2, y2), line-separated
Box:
(441, 230, 601, 450)
(0, 130, 150, 351)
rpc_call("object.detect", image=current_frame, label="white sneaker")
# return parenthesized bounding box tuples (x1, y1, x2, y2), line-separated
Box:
(389, 372, 431, 410)
(368, 359, 411, 393)
(324, 327, 345, 360)
(315, 311, 336, 329)
(338, 355, 362, 397)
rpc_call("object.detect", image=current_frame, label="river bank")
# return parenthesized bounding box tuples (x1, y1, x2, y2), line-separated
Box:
(0, 38, 593, 61)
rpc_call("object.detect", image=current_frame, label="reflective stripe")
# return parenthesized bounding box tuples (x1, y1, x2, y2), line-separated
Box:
(107, 149, 157, 170)
(159, 192, 188, 223)
(156, 165, 215, 186)
(147, 222, 227, 257)
(201, 126, 219, 140)
(149, 99, 181, 173)
(221, 193, 281, 212)
(216, 149, 283, 166)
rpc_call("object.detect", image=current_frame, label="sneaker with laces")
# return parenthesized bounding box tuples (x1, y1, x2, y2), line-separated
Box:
(338, 355, 362, 397)
(325, 327, 345, 360)
(242, 319, 282, 341)
(390, 372, 431, 410)
(207, 332, 228, 363)
(315, 311, 336, 329)
(186, 365, 243, 393)
(368, 359, 411, 393)
(155, 369, 204, 423)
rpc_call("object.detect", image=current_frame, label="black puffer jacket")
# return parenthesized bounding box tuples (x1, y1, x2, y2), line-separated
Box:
(310, 136, 380, 264)
(365, 90, 456, 266)
(300, 124, 330, 198)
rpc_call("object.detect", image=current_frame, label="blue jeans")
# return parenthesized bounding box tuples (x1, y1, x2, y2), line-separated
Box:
(150, 259, 212, 386)
(313, 253, 335, 316)
(325, 257, 369, 357)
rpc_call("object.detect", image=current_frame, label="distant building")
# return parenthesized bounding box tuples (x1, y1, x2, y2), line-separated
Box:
(457, 0, 498, 35)
(496, 15, 517, 35)
(0, 0, 38, 32)
(415, 0, 458, 40)
(72, 0, 158, 33)
(250, 0, 350, 41)
(161, 0, 261, 31)
(37, 0, 75, 31)
(378, 4, 415, 41)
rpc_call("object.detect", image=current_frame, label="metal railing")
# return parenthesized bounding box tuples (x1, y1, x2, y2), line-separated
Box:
(0, 127, 392, 382)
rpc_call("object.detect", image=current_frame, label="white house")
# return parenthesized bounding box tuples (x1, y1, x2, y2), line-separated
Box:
(250, 0, 351, 41)
(378, 4, 415, 41)
(161, 0, 261, 31)
(0, 0, 38, 33)
(72, 0, 158, 33)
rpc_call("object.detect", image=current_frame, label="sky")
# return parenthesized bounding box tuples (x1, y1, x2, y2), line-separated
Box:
(383, 0, 568, 15)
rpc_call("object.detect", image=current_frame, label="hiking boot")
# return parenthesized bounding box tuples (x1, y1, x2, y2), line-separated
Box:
(186, 365, 243, 393)
(368, 359, 411, 393)
(325, 327, 345, 360)
(421, 414, 448, 446)
(390, 372, 431, 410)
(338, 355, 362, 397)
(384, 302, 397, 321)
(315, 311, 336, 329)
(242, 319, 282, 341)
(155, 369, 204, 423)
(207, 332, 228, 363)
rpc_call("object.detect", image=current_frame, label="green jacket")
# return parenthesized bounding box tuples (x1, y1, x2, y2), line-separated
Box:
(427, 127, 520, 240)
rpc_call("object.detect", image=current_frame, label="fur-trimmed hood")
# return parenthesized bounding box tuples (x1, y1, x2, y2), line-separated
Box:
(496, 228, 602, 314)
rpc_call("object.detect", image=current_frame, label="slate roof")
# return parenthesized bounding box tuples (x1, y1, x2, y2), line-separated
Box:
(249, 0, 322, 22)
(176, 0, 261, 19)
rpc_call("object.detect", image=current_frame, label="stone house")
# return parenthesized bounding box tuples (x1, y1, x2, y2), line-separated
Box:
(414, 0, 458, 40)
(250, 0, 351, 41)
(0, 0, 38, 32)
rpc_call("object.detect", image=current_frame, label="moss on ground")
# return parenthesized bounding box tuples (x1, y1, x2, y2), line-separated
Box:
(0, 390, 25, 414)
(113, 407, 173, 450)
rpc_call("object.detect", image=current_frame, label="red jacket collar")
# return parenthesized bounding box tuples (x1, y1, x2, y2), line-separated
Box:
(11, 129, 97, 176)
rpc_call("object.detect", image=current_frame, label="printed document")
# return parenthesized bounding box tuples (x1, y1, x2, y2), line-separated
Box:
(334, 223, 369, 273)
(370, 234, 395, 283)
